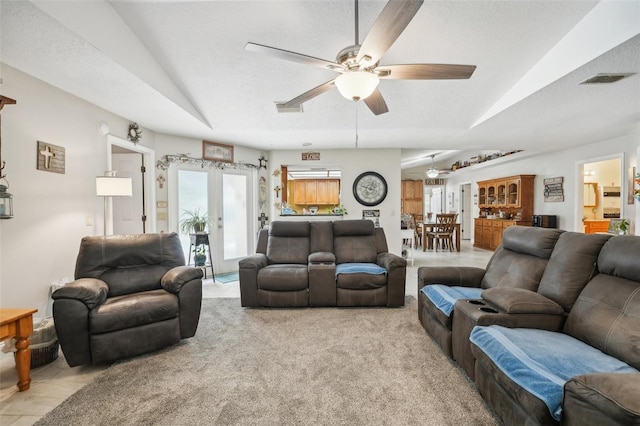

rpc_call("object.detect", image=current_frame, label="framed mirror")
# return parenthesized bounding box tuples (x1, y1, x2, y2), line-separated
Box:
(583, 182, 598, 207)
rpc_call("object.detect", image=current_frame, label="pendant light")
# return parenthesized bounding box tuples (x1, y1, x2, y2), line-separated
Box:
(426, 155, 439, 178)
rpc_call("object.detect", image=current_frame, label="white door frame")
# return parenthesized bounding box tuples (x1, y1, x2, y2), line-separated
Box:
(106, 135, 156, 234)
(574, 152, 625, 232)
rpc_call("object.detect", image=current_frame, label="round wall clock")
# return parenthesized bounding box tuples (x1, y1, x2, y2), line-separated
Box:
(353, 171, 388, 206)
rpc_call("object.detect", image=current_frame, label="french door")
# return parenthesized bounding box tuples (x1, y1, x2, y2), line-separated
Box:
(176, 167, 254, 275)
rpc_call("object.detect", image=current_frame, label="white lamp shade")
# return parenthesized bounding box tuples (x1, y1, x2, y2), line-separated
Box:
(96, 176, 133, 197)
(426, 169, 439, 178)
(334, 71, 380, 101)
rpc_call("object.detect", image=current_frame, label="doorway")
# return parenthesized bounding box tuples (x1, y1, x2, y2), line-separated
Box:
(460, 183, 472, 240)
(576, 154, 623, 233)
(107, 135, 156, 235)
(175, 166, 255, 275)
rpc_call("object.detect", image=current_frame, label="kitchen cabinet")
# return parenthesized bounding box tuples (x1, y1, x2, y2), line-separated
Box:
(474, 218, 529, 250)
(293, 179, 339, 205)
(584, 219, 610, 234)
(401, 180, 423, 218)
(477, 175, 535, 223)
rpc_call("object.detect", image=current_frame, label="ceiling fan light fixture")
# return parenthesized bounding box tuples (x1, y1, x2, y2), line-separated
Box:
(426, 168, 439, 178)
(334, 71, 379, 101)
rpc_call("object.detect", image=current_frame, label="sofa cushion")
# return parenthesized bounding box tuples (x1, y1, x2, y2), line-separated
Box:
(480, 227, 563, 291)
(563, 273, 640, 370)
(257, 264, 309, 291)
(336, 263, 386, 275)
(470, 325, 638, 421)
(75, 233, 185, 297)
(333, 220, 377, 264)
(267, 222, 310, 264)
(337, 273, 388, 290)
(421, 285, 483, 316)
(90, 289, 179, 334)
(597, 235, 640, 282)
(537, 232, 611, 312)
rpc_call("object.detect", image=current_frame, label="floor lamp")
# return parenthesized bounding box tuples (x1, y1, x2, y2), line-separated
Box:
(96, 172, 132, 236)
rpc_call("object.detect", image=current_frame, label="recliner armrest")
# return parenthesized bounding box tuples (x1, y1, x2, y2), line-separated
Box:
(239, 253, 268, 270)
(482, 287, 564, 315)
(376, 252, 406, 269)
(309, 251, 335, 264)
(52, 278, 109, 309)
(417, 266, 486, 289)
(161, 266, 204, 293)
(563, 373, 640, 426)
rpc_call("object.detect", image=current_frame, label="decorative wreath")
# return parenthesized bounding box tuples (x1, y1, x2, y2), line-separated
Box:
(128, 122, 142, 143)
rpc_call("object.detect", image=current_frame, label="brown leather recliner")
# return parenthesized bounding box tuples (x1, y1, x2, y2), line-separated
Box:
(53, 233, 203, 366)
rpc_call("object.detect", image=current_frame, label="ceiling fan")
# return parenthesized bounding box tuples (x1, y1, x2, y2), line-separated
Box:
(245, 0, 476, 115)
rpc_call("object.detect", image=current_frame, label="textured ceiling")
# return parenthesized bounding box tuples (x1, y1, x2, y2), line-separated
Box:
(1, 1, 639, 169)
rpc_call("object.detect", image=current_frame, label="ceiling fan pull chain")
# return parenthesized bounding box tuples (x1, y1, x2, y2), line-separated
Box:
(354, 0, 359, 46)
(355, 101, 359, 149)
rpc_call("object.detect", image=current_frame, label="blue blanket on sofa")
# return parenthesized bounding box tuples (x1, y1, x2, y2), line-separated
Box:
(470, 325, 638, 421)
(335, 263, 387, 276)
(420, 285, 483, 316)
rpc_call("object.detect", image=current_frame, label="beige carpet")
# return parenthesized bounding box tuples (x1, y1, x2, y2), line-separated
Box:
(36, 298, 499, 425)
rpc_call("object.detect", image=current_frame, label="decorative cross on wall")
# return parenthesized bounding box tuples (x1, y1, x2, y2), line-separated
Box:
(39, 145, 55, 169)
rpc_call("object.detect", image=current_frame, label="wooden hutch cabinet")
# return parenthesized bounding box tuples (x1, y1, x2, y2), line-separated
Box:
(401, 180, 424, 218)
(474, 175, 535, 250)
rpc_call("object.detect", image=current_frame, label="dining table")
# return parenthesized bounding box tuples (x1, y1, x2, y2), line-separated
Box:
(421, 222, 461, 252)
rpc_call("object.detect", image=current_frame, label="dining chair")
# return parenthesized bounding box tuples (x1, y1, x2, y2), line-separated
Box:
(428, 213, 458, 251)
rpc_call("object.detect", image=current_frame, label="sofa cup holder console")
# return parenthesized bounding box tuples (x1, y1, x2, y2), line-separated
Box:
(479, 306, 499, 313)
(467, 300, 485, 305)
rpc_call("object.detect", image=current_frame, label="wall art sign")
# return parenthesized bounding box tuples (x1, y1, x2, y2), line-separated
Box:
(202, 140, 234, 163)
(37, 141, 65, 174)
(424, 178, 445, 185)
(362, 209, 381, 227)
(301, 152, 320, 161)
(543, 177, 564, 202)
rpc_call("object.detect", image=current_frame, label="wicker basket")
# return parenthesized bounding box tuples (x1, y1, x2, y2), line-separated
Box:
(29, 341, 60, 368)
(11, 318, 59, 368)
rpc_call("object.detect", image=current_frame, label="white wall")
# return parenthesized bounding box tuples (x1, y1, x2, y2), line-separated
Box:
(0, 65, 154, 315)
(152, 134, 264, 236)
(269, 149, 403, 254)
(440, 128, 639, 235)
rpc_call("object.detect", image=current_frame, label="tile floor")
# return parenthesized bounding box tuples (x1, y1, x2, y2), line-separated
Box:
(0, 240, 492, 425)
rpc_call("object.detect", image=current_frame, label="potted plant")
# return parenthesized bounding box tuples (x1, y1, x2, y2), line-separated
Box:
(193, 246, 207, 266)
(618, 218, 629, 235)
(178, 208, 210, 234)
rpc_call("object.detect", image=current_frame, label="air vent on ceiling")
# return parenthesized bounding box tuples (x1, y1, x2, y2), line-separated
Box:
(580, 73, 635, 85)
(276, 102, 303, 113)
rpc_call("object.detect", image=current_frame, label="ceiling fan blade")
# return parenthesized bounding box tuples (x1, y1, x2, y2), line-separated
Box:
(363, 88, 389, 115)
(356, 0, 423, 67)
(245, 42, 344, 71)
(278, 79, 336, 108)
(377, 64, 476, 80)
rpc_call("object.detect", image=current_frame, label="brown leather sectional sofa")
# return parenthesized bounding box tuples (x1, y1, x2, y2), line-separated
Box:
(239, 220, 406, 307)
(418, 226, 640, 425)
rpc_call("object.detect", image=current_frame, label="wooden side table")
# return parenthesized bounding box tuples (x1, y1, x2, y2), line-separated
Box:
(0, 308, 38, 391)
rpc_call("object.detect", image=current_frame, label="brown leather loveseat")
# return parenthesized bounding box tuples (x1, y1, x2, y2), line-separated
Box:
(239, 220, 406, 307)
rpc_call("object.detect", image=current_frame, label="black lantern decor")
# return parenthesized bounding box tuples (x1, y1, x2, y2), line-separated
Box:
(0, 179, 13, 219)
